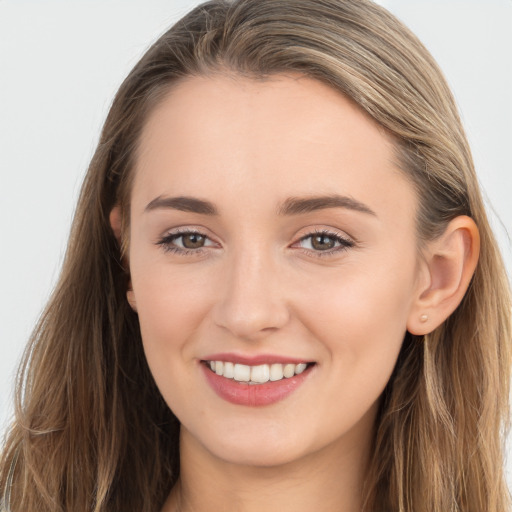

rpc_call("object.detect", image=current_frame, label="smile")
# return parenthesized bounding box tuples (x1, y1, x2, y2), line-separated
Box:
(205, 360, 310, 384)
(201, 359, 316, 406)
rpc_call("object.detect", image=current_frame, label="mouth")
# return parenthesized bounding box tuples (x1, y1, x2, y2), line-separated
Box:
(201, 360, 315, 384)
(200, 359, 316, 406)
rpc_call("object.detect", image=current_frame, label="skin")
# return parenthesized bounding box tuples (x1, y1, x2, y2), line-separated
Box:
(114, 72, 479, 512)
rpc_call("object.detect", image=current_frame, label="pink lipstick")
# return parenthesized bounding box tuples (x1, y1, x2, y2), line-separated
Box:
(200, 355, 315, 406)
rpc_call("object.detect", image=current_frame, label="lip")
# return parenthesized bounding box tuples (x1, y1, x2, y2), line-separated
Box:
(202, 352, 311, 366)
(200, 361, 315, 407)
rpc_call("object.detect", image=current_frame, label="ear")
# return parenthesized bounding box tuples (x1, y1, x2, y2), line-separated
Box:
(126, 288, 138, 313)
(109, 206, 138, 313)
(109, 205, 123, 242)
(407, 215, 480, 335)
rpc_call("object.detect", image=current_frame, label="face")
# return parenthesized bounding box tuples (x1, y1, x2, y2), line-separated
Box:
(126, 73, 423, 467)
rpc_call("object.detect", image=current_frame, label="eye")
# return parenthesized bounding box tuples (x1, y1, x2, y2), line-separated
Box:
(295, 230, 354, 256)
(174, 232, 208, 249)
(156, 229, 217, 254)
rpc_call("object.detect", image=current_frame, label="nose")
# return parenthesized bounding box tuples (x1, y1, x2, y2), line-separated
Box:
(211, 248, 290, 341)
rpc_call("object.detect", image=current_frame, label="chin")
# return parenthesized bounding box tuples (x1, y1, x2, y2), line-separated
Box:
(185, 420, 312, 468)
(211, 441, 305, 468)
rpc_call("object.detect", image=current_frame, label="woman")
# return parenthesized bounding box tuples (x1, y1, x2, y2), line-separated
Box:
(1, 0, 510, 511)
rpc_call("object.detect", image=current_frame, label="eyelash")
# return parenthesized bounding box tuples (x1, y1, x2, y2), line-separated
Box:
(156, 228, 211, 256)
(156, 228, 354, 258)
(295, 229, 354, 258)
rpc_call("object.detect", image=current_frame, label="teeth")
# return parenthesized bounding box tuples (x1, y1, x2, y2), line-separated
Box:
(295, 363, 307, 374)
(269, 363, 284, 381)
(233, 363, 251, 382)
(223, 362, 234, 379)
(207, 361, 310, 383)
(250, 364, 270, 383)
(283, 364, 295, 378)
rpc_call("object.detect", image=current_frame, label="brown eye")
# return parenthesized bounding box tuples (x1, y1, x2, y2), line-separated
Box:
(310, 234, 336, 251)
(157, 230, 217, 254)
(181, 233, 206, 249)
(295, 231, 354, 256)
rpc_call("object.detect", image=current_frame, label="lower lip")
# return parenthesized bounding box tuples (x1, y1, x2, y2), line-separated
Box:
(201, 363, 314, 406)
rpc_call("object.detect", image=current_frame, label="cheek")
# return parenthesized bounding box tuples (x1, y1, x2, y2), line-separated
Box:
(302, 256, 414, 329)
(132, 267, 212, 344)
(298, 254, 416, 382)
(130, 268, 215, 413)
(128, 250, 218, 393)
(288, 263, 414, 445)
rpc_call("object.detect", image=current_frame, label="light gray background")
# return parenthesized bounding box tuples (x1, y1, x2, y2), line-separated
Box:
(1, 0, 511, 485)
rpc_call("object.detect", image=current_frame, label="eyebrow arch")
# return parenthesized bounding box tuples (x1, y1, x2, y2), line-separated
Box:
(144, 195, 218, 215)
(278, 195, 376, 216)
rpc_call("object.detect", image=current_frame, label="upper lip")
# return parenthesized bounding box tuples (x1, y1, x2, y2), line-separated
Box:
(201, 352, 313, 366)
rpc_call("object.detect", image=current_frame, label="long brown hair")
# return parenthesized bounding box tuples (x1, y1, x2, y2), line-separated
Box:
(1, 1, 510, 510)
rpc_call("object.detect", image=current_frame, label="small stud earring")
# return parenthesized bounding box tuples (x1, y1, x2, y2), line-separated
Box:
(420, 314, 428, 323)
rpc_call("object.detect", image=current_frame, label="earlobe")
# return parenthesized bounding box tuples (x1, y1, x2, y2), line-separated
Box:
(407, 215, 480, 335)
(109, 205, 123, 242)
(127, 288, 138, 313)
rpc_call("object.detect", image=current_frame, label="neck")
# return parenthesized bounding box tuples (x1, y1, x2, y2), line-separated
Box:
(162, 408, 376, 512)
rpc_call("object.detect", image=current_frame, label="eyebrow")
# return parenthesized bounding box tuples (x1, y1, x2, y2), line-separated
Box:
(145, 195, 218, 215)
(277, 195, 376, 216)
(144, 194, 376, 217)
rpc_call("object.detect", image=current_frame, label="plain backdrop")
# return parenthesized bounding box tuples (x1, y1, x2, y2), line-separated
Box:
(1, 0, 511, 486)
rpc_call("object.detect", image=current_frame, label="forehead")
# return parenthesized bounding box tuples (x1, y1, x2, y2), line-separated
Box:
(131, 72, 416, 222)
